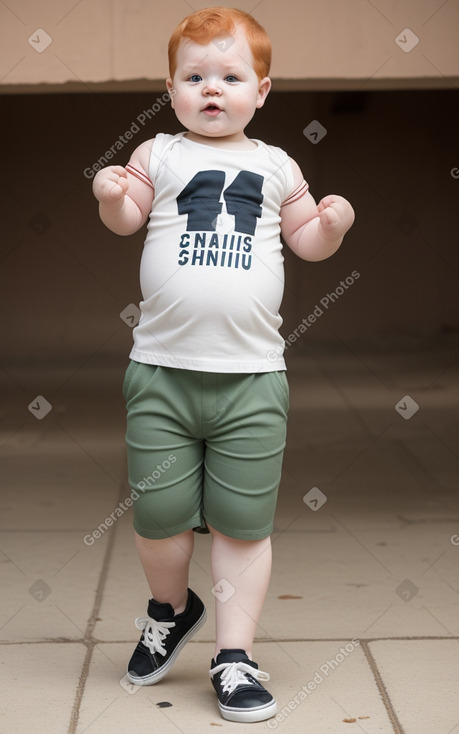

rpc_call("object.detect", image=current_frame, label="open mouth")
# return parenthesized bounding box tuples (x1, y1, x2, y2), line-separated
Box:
(203, 104, 222, 116)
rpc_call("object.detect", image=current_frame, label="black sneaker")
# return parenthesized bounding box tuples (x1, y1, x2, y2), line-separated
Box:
(127, 588, 206, 685)
(209, 649, 277, 723)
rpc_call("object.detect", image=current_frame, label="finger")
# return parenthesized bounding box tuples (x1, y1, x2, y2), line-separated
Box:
(110, 165, 128, 178)
(320, 206, 339, 228)
(116, 175, 129, 191)
(103, 175, 128, 198)
(317, 195, 334, 212)
(107, 183, 126, 200)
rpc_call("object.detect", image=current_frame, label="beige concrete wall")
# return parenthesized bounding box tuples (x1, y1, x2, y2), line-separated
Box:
(1, 0, 458, 92)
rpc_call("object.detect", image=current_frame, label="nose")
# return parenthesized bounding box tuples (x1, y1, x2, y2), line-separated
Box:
(203, 80, 222, 95)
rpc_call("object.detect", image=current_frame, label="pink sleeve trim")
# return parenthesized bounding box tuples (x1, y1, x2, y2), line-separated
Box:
(281, 179, 309, 207)
(125, 163, 154, 190)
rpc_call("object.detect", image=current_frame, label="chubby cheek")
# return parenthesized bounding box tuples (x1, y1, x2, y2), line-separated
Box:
(173, 90, 195, 117)
(229, 90, 258, 118)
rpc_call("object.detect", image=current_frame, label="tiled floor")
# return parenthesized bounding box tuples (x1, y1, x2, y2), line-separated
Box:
(1, 339, 459, 734)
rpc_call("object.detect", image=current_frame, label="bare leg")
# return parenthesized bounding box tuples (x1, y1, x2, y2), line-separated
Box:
(208, 524, 272, 660)
(134, 529, 194, 614)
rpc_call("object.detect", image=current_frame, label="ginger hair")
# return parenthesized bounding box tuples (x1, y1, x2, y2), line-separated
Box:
(168, 6, 272, 81)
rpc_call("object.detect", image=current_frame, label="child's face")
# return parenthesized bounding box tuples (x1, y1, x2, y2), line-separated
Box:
(166, 24, 271, 143)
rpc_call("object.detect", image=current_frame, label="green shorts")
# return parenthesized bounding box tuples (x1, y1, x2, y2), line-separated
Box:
(122, 362, 289, 540)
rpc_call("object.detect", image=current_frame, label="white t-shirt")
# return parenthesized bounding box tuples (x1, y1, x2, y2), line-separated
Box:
(129, 132, 301, 373)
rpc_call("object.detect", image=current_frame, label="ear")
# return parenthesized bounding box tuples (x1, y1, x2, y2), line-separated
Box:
(256, 76, 272, 109)
(166, 78, 175, 108)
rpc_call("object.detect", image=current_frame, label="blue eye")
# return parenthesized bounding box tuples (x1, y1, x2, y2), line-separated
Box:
(225, 75, 238, 82)
(189, 74, 202, 82)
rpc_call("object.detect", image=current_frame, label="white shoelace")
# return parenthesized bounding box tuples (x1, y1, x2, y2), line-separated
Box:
(135, 615, 175, 656)
(209, 661, 270, 695)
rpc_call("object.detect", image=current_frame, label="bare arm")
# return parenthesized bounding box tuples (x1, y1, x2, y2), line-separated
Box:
(281, 158, 355, 261)
(92, 139, 155, 236)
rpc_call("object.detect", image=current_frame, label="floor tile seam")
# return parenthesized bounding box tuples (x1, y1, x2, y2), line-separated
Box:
(249, 635, 459, 642)
(67, 640, 95, 734)
(360, 640, 405, 734)
(67, 477, 127, 734)
(2, 635, 457, 646)
(0, 528, 94, 532)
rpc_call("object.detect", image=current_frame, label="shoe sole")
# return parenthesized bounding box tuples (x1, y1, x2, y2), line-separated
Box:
(126, 606, 207, 686)
(218, 698, 278, 723)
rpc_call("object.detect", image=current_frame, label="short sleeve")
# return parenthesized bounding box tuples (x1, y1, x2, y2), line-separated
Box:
(147, 133, 183, 185)
(261, 143, 297, 202)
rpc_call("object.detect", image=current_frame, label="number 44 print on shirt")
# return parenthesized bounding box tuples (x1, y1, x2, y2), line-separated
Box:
(176, 170, 264, 270)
